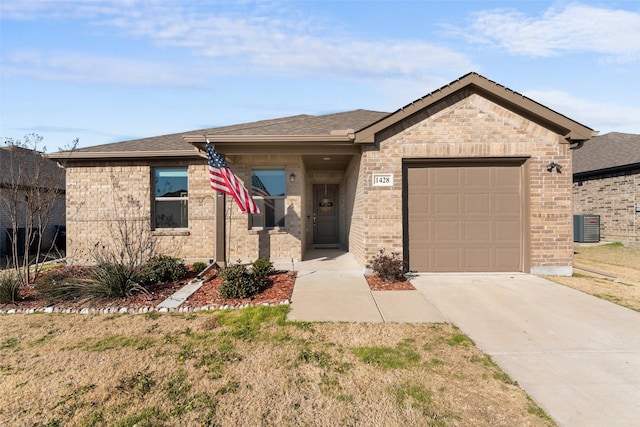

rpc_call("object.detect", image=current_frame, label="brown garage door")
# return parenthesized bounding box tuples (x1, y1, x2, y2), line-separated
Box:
(406, 162, 523, 272)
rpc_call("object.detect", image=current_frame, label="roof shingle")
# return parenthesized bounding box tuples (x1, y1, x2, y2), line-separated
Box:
(71, 109, 389, 154)
(573, 132, 640, 175)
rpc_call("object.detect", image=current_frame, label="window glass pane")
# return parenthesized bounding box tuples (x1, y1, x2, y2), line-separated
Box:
(250, 198, 285, 228)
(251, 170, 285, 197)
(155, 200, 188, 228)
(155, 168, 188, 198)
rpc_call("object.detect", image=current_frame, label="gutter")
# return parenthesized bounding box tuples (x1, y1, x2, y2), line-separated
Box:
(46, 149, 200, 160)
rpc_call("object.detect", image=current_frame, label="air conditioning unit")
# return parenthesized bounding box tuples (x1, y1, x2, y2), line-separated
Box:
(573, 214, 600, 243)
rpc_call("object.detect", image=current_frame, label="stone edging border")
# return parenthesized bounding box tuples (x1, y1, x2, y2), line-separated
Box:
(0, 300, 290, 315)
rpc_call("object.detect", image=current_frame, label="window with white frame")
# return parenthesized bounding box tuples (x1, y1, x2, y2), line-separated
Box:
(154, 168, 188, 228)
(251, 169, 285, 228)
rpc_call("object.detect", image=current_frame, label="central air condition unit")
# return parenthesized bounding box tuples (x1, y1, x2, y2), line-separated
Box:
(573, 214, 600, 243)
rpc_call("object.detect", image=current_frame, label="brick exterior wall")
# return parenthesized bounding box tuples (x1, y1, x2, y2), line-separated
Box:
(349, 90, 574, 275)
(65, 160, 216, 263)
(222, 155, 304, 263)
(573, 169, 640, 242)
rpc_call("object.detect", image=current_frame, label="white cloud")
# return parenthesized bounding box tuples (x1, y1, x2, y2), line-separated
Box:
(526, 89, 640, 133)
(467, 3, 640, 61)
(2, 50, 206, 87)
(1, 1, 474, 84)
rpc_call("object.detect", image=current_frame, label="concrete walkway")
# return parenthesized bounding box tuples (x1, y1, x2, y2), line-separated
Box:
(281, 249, 445, 323)
(411, 273, 640, 427)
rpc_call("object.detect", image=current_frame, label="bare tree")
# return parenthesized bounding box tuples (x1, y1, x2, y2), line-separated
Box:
(0, 134, 77, 286)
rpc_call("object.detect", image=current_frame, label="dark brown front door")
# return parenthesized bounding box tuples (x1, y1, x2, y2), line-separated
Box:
(313, 184, 339, 244)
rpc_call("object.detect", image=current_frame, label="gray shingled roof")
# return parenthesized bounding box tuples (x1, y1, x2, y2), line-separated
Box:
(72, 109, 389, 153)
(573, 132, 640, 175)
(0, 146, 65, 189)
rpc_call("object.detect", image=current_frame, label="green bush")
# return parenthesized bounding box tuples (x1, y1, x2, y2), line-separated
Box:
(251, 258, 273, 280)
(91, 261, 146, 298)
(218, 261, 260, 299)
(370, 249, 404, 282)
(0, 271, 19, 304)
(140, 255, 187, 285)
(191, 262, 208, 274)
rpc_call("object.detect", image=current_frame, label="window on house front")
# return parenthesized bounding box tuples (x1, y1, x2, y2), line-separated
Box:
(250, 169, 285, 228)
(154, 168, 188, 228)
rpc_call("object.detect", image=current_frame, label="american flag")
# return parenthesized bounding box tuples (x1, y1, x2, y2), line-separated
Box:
(206, 140, 260, 214)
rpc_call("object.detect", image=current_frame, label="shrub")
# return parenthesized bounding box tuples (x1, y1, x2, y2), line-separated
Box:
(251, 258, 273, 280)
(191, 261, 208, 274)
(140, 255, 187, 285)
(35, 270, 86, 303)
(218, 261, 260, 299)
(370, 249, 404, 282)
(90, 260, 146, 298)
(0, 271, 19, 304)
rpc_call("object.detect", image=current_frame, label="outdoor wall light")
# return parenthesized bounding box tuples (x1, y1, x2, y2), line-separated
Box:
(289, 173, 296, 183)
(546, 162, 563, 173)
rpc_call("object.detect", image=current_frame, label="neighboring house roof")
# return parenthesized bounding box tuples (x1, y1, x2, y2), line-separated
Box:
(0, 145, 65, 190)
(573, 132, 640, 176)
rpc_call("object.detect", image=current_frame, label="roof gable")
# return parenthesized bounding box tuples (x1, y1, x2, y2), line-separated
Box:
(354, 72, 595, 143)
(573, 132, 640, 175)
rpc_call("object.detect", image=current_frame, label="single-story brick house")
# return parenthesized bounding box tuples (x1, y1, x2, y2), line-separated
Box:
(49, 73, 596, 275)
(573, 132, 640, 242)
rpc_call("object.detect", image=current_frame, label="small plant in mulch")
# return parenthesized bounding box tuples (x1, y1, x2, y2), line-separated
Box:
(251, 258, 274, 285)
(191, 261, 208, 275)
(140, 255, 187, 285)
(369, 249, 405, 282)
(218, 261, 261, 299)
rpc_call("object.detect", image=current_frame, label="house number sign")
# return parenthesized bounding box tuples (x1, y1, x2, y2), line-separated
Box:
(372, 173, 393, 187)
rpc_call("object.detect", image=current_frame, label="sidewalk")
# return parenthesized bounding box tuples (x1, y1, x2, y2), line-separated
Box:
(280, 249, 445, 323)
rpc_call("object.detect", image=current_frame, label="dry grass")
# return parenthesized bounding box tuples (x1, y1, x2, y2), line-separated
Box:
(0, 306, 553, 426)
(547, 243, 640, 312)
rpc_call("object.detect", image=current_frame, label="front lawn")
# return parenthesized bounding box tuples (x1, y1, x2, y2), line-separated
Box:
(0, 306, 554, 426)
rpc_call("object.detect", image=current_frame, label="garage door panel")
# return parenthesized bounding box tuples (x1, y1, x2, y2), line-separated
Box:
(464, 248, 491, 270)
(464, 193, 491, 214)
(495, 193, 520, 214)
(407, 163, 523, 272)
(495, 220, 520, 241)
(495, 167, 520, 185)
(434, 168, 460, 186)
(434, 249, 461, 270)
(495, 248, 521, 270)
(433, 194, 459, 214)
(464, 168, 491, 186)
(465, 221, 491, 241)
(434, 221, 460, 241)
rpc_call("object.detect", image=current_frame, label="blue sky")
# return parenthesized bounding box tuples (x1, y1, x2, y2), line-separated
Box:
(1, 0, 639, 152)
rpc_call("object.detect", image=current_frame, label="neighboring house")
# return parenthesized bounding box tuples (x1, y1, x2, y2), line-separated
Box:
(50, 73, 596, 275)
(0, 146, 66, 258)
(573, 132, 640, 242)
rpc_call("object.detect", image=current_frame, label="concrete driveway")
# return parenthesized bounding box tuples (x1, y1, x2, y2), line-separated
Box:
(411, 273, 640, 427)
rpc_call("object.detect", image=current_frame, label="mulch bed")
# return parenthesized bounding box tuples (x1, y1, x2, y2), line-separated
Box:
(0, 266, 296, 313)
(364, 274, 416, 291)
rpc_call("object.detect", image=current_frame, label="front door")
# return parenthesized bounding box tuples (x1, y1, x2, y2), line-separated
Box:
(313, 184, 339, 244)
